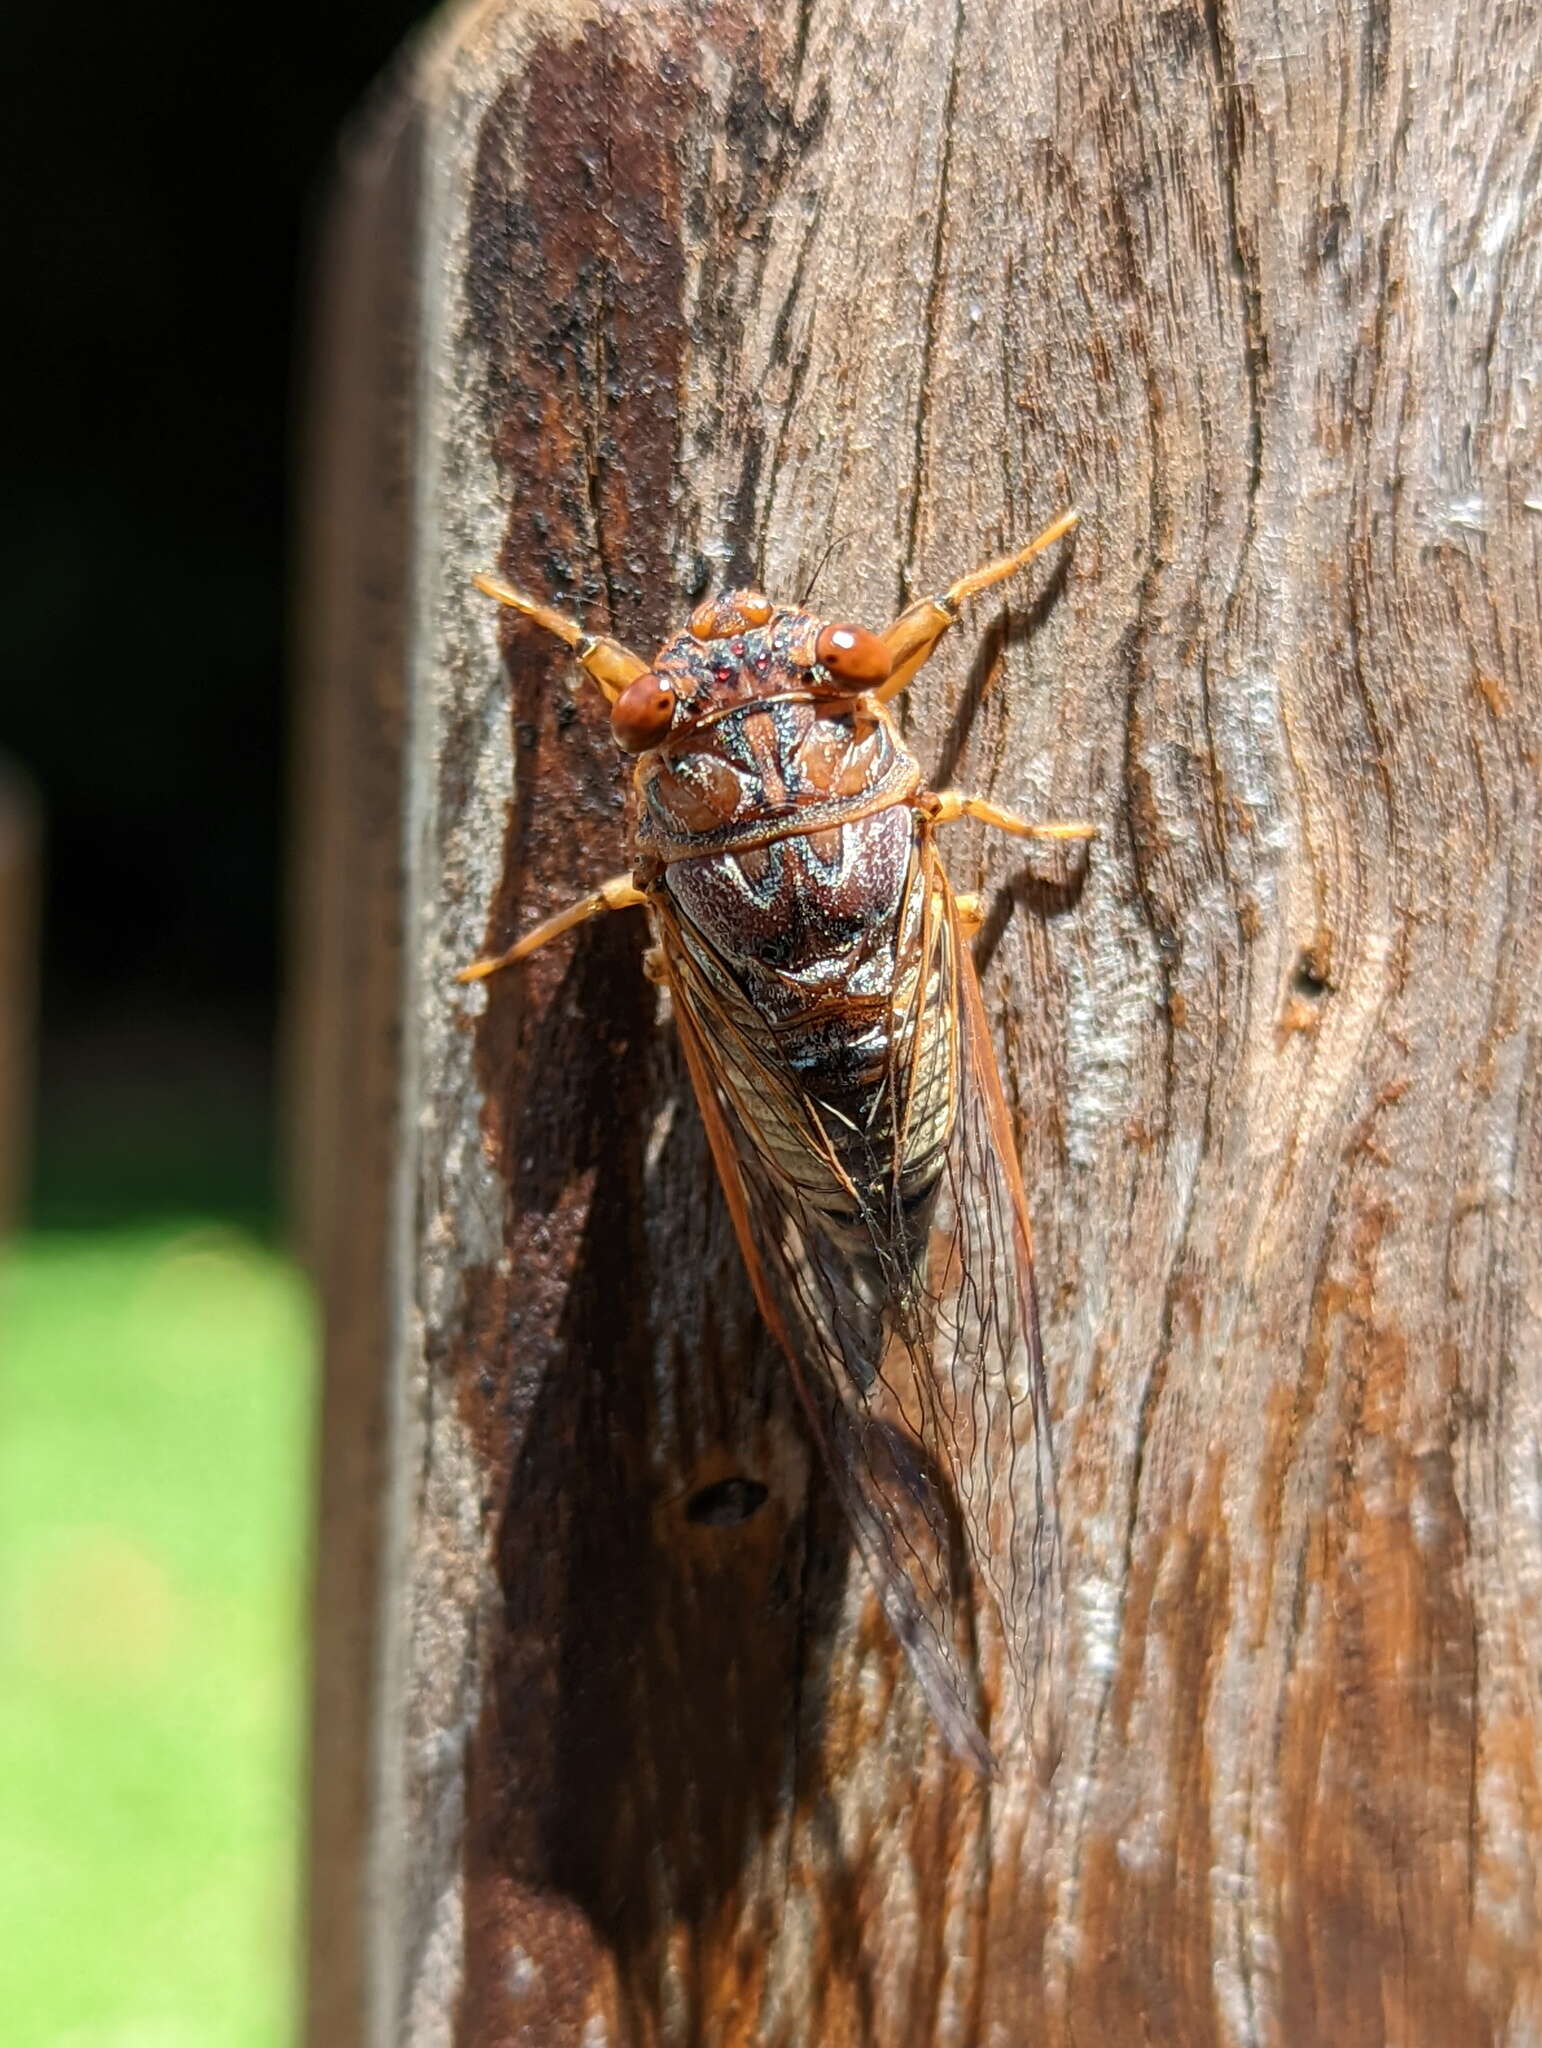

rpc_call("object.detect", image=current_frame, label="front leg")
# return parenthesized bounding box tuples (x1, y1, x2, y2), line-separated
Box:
(473, 574, 652, 703)
(915, 790, 1099, 844)
(874, 509, 1080, 702)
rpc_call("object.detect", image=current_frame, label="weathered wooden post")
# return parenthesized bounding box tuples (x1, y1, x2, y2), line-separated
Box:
(297, 0, 1542, 2039)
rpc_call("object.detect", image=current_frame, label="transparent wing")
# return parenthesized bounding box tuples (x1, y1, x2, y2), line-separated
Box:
(660, 833, 1058, 1771)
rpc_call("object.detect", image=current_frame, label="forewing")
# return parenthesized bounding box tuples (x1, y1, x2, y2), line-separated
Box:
(924, 843, 1061, 1754)
(658, 836, 1057, 1771)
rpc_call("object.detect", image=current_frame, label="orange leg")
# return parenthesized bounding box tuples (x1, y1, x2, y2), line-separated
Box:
(473, 573, 651, 704)
(874, 509, 1079, 703)
(918, 790, 1098, 844)
(455, 874, 648, 982)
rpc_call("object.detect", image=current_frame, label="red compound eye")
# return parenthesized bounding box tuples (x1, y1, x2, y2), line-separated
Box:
(610, 672, 676, 753)
(814, 621, 892, 685)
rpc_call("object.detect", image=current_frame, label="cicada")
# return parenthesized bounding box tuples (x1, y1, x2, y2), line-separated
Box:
(460, 514, 1095, 1771)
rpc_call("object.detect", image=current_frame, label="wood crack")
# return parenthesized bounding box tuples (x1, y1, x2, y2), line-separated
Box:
(903, 0, 968, 612)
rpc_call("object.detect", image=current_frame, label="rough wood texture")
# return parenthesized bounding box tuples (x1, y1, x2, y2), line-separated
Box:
(300, 0, 1542, 2040)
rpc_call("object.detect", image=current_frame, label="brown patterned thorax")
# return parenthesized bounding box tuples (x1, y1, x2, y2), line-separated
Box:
(634, 596, 921, 864)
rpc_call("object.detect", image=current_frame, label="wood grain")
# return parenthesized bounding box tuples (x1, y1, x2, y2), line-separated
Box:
(298, 0, 1542, 2040)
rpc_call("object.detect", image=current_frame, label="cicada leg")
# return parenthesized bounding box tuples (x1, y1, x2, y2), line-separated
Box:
(873, 508, 1079, 703)
(952, 891, 984, 936)
(473, 573, 651, 704)
(455, 874, 648, 982)
(916, 790, 1099, 844)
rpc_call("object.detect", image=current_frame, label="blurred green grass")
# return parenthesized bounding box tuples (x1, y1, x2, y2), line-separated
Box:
(0, 1214, 314, 2047)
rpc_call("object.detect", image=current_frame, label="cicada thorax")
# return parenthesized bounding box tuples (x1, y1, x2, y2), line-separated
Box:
(633, 609, 954, 1338)
(633, 627, 920, 864)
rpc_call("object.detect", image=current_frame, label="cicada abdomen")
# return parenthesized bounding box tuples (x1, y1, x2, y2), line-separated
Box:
(460, 517, 1096, 1770)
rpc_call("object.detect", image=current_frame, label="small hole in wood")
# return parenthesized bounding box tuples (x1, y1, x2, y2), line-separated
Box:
(1292, 953, 1331, 999)
(684, 1477, 769, 1527)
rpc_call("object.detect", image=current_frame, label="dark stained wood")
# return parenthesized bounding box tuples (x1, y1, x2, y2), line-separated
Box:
(299, 0, 1542, 2040)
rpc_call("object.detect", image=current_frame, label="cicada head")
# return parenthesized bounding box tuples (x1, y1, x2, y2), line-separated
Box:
(633, 587, 894, 749)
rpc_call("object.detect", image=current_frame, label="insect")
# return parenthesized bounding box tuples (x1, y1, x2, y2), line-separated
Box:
(459, 513, 1095, 1770)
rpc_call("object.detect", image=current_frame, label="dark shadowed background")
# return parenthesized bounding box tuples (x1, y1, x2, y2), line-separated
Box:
(7, 1, 424, 1222)
(2, 7, 424, 2040)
